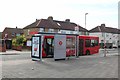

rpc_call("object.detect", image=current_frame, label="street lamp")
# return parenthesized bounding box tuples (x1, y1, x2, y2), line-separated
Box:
(85, 13, 88, 29)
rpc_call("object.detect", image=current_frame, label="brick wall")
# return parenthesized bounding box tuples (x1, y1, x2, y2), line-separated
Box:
(23, 28, 39, 39)
(0, 42, 6, 52)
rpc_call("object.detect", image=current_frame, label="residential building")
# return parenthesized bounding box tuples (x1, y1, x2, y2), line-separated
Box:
(2, 27, 23, 49)
(23, 16, 88, 40)
(23, 16, 60, 40)
(0, 32, 2, 39)
(89, 24, 120, 48)
(54, 19, 88, 35)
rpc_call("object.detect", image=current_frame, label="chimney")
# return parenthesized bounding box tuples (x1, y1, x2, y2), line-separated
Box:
(65, 19, 70, 22)
(101, 24, 105, 27)
(47, 16, 53, 21)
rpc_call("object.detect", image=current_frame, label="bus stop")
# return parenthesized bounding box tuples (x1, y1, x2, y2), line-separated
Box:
(31, 33, 79, 61)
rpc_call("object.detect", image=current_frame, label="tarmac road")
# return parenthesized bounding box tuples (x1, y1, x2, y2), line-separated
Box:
(1, 48, 119, 78)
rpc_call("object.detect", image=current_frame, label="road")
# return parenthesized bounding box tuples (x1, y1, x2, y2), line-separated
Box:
(0, 48, 119, 78)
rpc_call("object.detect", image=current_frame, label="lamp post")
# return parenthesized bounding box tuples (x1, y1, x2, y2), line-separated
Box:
(85, 13, 88, 29)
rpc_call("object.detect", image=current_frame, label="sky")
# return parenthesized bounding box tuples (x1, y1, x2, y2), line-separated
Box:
(0, 0, 119, 32)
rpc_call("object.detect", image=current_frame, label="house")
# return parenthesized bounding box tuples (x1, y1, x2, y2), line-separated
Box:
(23, 16, 60, 40)
(23, 16, 88, 40)
(2, 27, 23, 49)
(89, 24, 120, 48)
(0, 32, 2, 39)
(54, 19, 88, 35)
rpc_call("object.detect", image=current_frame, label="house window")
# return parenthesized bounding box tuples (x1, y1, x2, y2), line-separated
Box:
(39, 28, 44, 32)
(79, 32, 82, 35)
(102, 33, 104, 37)
(4, 34, 8, 38)
(62, 31, 66, 34)
(70, 31, 73, 34)
(16, 34, 20, 36)
(101, 40, 104, 43)
(60, 30, 66, 34)
(12, 33, 15, 36)
(27, 29, 30, 36)
(82, 32, 84, 35)
(106, 34, 109, 37)
(48, 29, 54, 32)
(113, 41, 115, 45)
(66, 31, 71, 34)
(106, 40, 109, 43)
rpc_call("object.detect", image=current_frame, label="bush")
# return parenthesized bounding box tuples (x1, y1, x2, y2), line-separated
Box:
(12, 35, 26, 46)
(12, 38, 16, 46)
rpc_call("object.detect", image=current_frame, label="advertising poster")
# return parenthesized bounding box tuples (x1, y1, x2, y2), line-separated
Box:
(32, 37, 40, 58)
(27, 40, 31, 46)
(54, 35, 66, 60)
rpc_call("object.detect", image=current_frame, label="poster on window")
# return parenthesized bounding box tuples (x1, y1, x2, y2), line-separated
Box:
(32, 36, 41, 58)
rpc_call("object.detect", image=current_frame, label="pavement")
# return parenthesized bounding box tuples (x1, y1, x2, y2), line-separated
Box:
(1, 48, 119, 78)
(0, 50, 31, 55)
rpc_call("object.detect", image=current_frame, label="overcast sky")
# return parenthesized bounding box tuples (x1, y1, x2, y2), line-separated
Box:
(0, 0, 119, 32)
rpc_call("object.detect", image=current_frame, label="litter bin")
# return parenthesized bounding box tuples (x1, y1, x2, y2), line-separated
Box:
(0, 39, 6, 52)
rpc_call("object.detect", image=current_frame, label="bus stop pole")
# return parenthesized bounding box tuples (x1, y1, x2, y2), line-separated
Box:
(104, 32, 106, 57)
(76, 35, 79, 58)
(40, 35, 43, 61)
